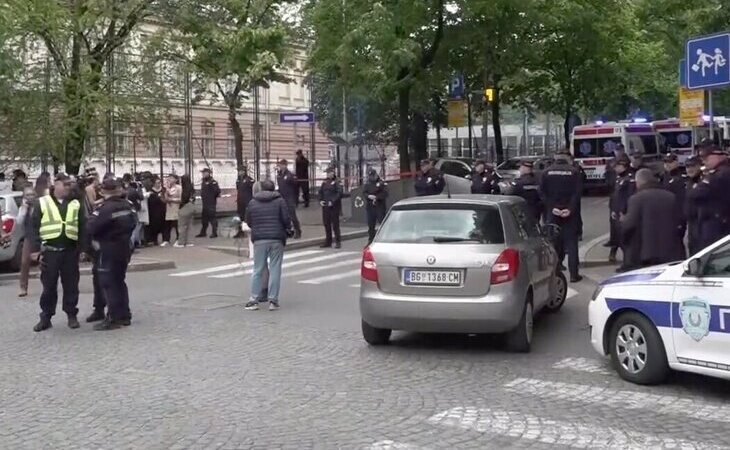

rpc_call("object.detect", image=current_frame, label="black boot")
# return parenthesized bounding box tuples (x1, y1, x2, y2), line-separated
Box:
(334, 242, 342, 249)
(93, 317, 123, 331)
(33, 318, 52, 332)
(86, 309, 105, 323)
(67, 315, 80, 329)
(319, 242, 332, 248)
(294, 230, 302, 239)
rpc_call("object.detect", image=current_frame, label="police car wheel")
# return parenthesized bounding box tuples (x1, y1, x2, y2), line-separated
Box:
(609, 312, 669, 385)
(361, 320, 391, 346)
(545, 271, 567, 313)
(505, 298, 533, 353)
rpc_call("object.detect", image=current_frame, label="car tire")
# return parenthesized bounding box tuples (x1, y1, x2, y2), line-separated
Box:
(505, 298, 533, 353)
(362, 320, 391, 346)
(609, 312, 669, 385)
(545, 271, 567, 313)
(8, 239, 23, 272)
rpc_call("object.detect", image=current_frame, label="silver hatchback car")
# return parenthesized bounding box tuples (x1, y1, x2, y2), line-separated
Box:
(359, 195, 566, 352)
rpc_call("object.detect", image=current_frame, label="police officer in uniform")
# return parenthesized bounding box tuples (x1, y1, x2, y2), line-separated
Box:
(277, 159, 302, 239)
(686, 145, 730, 249)
(30, 173, 83, 332)
(608, 156, 633, 266)
(319, 167, 343, 248)
(235, 168, 254, 238)
(661, 152, 687, 257)
(196, 168, 220, 238)
(510, 160, 543, 223)
(540, 152, 583, 282)
(85, 176, 137, 330)
(470, 160, 500, 194)
(684, 156, 704, 255)
(604, 143, 627, 190)
(414, 159, 445, 196)
(363, 168, 388, 244)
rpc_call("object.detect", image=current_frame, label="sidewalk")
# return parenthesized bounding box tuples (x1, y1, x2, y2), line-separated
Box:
(581, 237, 625, 284)
(0, 255, 176, 282)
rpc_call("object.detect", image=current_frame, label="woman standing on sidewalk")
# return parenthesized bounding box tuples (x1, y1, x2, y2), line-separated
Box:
(18, 184, 39, 298)
(175, 174, 196, 247)
(147, 176, 166, 246)
(163, 174, 181, 246)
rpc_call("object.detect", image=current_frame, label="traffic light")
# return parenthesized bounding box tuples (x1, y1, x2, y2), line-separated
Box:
(484, 88, 494, 103)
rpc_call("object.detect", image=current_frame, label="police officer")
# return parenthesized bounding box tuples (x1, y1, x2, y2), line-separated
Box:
(684, 156, 704, 255)
(196, 168, 220, 238)
(85, 176, 137, 330)
(319, 167, 343, 248)
(363, 168, 388, 244)
(510, 160, 543, 223)
(604, 143, 627, 189)
(661, 152, 687, 257)
(686, 145, 730, 249)
(235, 167, 254, 238)
(30, 173, 83, 332)
(277, 159, 302, 239)
(540, 152, 583, 282)
(608, 156, 633, 266)
(414, 159, 445, 196)
(471, 160, 500, 194)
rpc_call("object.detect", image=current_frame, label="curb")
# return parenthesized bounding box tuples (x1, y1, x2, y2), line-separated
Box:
(207, 229, 370, 257)
(0, 259, 176, 282)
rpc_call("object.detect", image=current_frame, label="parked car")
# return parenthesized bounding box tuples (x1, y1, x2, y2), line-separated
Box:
(359, 195, 566, 352)
(589, 234, 730, 385)
(0, 191, 25, 272)
(496, 156, 554, 182)
(434, 158, 474, 179)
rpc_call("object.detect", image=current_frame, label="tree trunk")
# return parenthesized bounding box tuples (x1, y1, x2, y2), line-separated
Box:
(63, 61, 103, 175)
(228, 104, 245, 172)
(491, 85, 504, 164)
(563, 105, 572, 150)
(433, 94, 443, 157)
(411, 112, 428, 163)
(397, 86, 411, 174)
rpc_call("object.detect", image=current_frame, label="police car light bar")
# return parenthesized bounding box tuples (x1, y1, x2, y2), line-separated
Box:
(633, 118, 648, 123)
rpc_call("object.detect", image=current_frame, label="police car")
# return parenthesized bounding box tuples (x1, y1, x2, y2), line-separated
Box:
(589, 235, 730, 385)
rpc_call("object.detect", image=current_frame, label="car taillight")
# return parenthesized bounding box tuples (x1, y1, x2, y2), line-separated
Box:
(361, 247, 378, 282)
(491, 248, 520, 284)
(2, 218, 14, 234)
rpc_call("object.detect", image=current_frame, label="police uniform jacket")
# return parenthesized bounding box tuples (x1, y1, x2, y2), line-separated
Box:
(363, 178, 388, 209)
(236, 177, 254, 212)
(319, 178, 343, 207)
(86, 196, 136, 252)
(539, 161, 582, 219)
(414, 168, 445, 196)
(686, 160, 730, 234)
(30, 195, 85, 251)
(471, 170, 499, 194)
(276, 169, 298, 204)
(684, 175, 703, 225)
(511, 173, 542, 219)
(609, 172, 634, 215)
(200, 178, 221, 211)
(662, 167, 687, 228)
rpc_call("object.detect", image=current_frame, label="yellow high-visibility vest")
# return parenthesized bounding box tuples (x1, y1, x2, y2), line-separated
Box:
(38, 195, 80, 242)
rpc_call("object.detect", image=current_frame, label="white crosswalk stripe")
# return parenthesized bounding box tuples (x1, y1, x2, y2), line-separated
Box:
(169, 250, 322, 277)
(503, 377, 730, 423)
(299, 269, 362, 284)
(283, 258, 360, 278)
(428, 406, 716, 449)
(211, 252, 358, 279)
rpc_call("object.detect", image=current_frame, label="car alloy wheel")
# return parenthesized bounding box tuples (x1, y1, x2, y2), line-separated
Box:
(525, 302, 534, 345)
(615, 324, 647, 374)
(608, 312, 669, 385)
(546, 271, 567, 313)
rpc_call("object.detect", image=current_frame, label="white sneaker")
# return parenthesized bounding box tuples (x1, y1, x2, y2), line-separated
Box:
(173, 242, 184, 248)
(160, 242, 170, 247)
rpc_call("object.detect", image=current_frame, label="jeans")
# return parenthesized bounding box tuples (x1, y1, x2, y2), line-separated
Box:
(178, 203, 195, 245)
(250, 240, 284, 302)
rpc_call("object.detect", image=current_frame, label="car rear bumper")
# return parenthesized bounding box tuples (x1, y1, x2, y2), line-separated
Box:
(359, 280, 525, 334)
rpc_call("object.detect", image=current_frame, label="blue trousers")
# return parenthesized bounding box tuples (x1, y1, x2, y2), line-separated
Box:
(250, 240, 284, 302)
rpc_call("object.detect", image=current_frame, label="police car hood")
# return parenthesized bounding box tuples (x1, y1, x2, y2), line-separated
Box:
(600, 262, 680, 286)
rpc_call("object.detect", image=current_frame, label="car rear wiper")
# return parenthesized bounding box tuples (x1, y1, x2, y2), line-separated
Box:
(432, 236, 481, 243)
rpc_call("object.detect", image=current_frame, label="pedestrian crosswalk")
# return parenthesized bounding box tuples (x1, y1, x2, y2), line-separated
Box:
(170, 249, 364, 286)
(365, 356, 728, 449)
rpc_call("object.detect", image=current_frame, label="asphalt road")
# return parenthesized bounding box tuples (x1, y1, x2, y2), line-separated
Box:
(1, 196, 729, 449)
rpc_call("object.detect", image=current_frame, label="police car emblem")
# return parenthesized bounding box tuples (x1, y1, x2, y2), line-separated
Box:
(354, 196, 364, 208)
(679, 297, 711, 342)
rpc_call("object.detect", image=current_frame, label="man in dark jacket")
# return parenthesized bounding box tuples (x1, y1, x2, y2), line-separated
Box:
(470, 160, 500, 194)
(363, 168, 388, 244)
(414, 159, 445, 196)
(621, 169, 684, 269)
(661, 152, 687, 257)
(294, 150, 310, 207)
(235, 168, 254, 238)
(276, 159, 301, 239)
(196, 168, 220, 238)
(510, 160, 543, 223)
(319, 167, 344, 248)
(686, 145, 730, 250)
(607, 156, 633, 267)
(85, 176, 137, 330)
(684, 156, 704, 255)
(244, 180, 292, 312)
(604, 143, 627, 190)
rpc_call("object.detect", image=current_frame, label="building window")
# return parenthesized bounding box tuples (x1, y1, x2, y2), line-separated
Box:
(146, 137, 160, 156)
(114, 124, 130, 156)
(170, 126, 184, 157)
(202, 122, 214, 157)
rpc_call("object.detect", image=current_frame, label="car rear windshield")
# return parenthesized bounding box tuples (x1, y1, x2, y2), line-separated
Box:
(0, 198, 5, 215)
(377, 204, 505, 244)
(498, 159, 521, 170)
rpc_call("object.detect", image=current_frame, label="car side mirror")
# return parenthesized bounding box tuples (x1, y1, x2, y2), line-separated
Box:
(684, 258, 704, 277)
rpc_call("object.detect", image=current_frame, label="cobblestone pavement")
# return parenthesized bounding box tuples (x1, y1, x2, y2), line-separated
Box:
(2, 203, 730, 449)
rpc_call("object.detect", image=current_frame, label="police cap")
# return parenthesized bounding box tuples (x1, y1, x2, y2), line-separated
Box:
(662, 152, 678, 163)
(420, 158, 432, 166)
(685, 156, 702, 167)
(101, 176, 122, 192)
(615, 156, 630, 167)
(201, 167, 212, 174)
(698, 145, 726, 157)
(54, 172, 72, 183)
(278, 159, 288, 165)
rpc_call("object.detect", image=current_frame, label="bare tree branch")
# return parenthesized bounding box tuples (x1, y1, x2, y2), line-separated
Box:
(37, 29, 68, 77)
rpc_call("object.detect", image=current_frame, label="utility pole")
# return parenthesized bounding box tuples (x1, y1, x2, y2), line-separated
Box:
(105, 52, 115, 174)
(42, 58, 51, 173)
(253, 84, 261, 180)
(308, 76, 316, 189)
(467, 93, 473, 158)
(184, 70, 193, 178)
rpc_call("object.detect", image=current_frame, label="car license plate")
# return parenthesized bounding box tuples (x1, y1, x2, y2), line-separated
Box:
(403, 269, 462, 286)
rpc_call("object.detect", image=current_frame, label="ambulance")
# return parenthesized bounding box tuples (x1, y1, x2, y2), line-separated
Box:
(570, 120, 661, 188)
(589, 235, 730, 385)
(716, 116, 730, 142)
(652, 117, 725, 163)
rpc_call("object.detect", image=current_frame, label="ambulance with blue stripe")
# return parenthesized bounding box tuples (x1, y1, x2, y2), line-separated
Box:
(589, 235, 730, 385)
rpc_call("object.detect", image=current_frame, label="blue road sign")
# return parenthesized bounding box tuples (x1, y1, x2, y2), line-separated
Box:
(279, 112, 315, 123)
(686, 32, 730, 90)
(679, 58, 687, 87)
(448, 74, 464, 99)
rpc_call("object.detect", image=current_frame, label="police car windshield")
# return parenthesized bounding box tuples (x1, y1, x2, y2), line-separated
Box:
(573, 138, 621, 158)
(377, 205, 505, 244)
